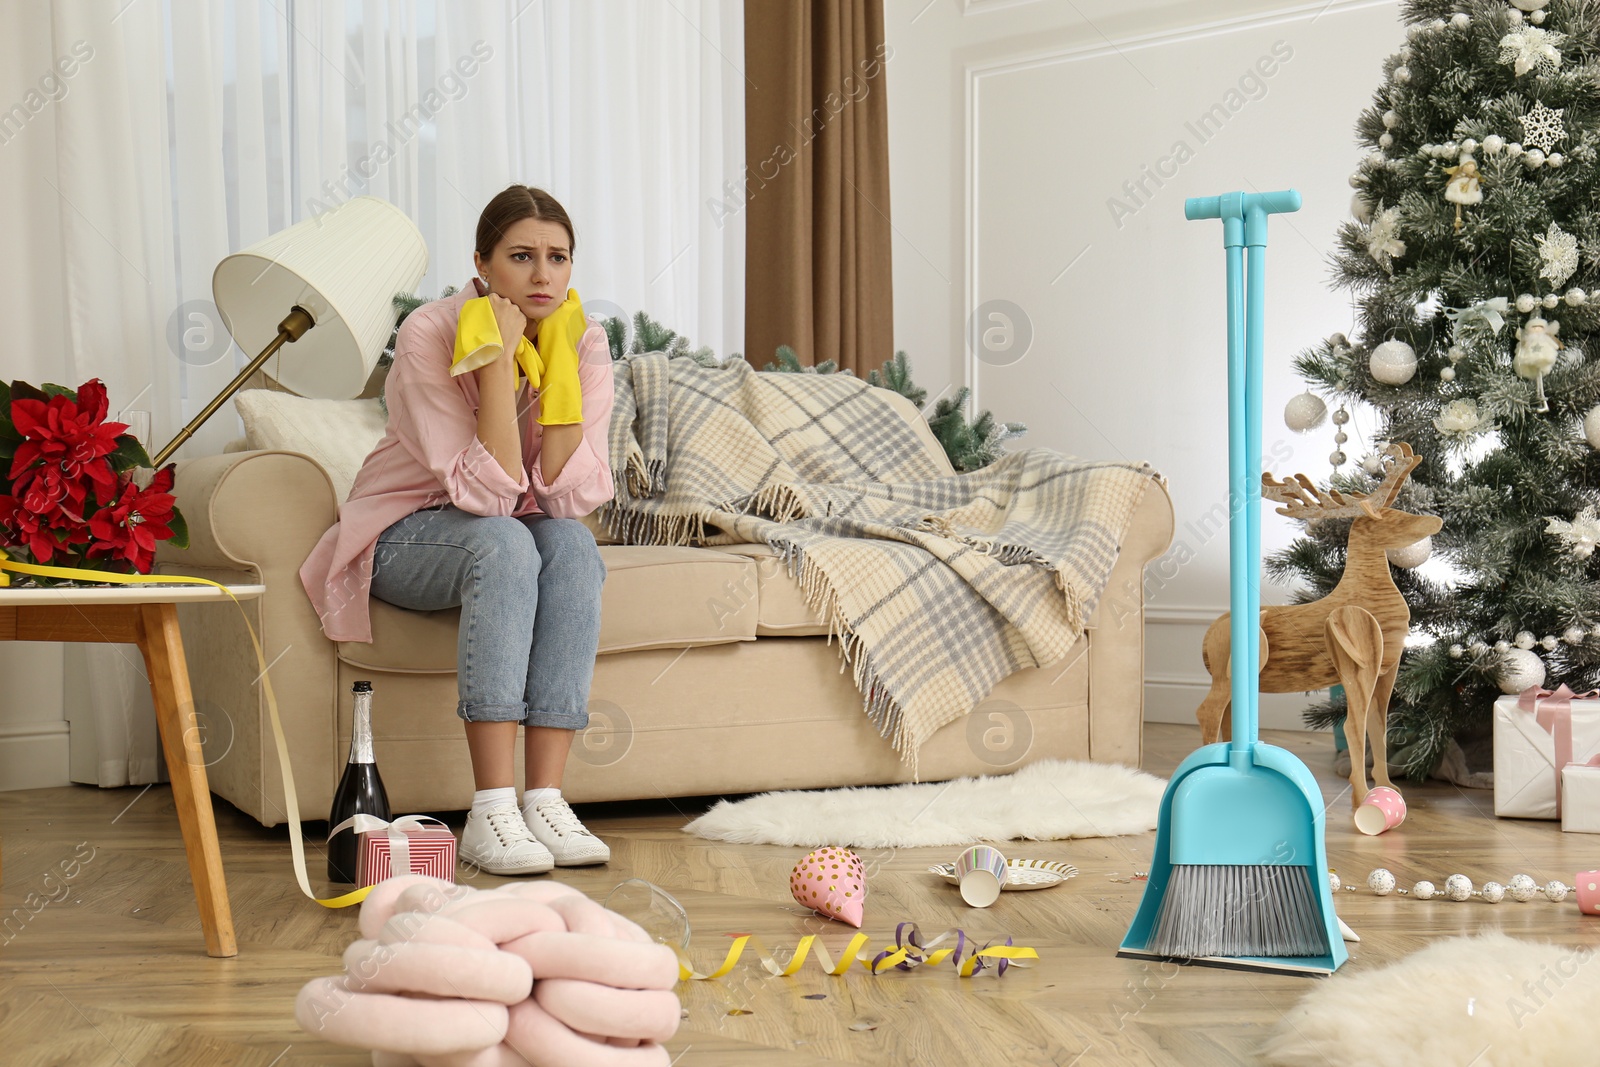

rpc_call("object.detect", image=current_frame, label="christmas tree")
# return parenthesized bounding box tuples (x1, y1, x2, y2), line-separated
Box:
(1274, 0, 1600, 777)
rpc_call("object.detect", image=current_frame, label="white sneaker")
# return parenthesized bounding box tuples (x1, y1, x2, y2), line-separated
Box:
(522, 796, 611, 866)
(460, 803, 554, 875)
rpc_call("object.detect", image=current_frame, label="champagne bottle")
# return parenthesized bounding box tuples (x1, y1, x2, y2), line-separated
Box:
(327, 680, 391, 883)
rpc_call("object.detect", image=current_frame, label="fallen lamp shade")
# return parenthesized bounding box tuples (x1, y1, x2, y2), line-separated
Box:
(151, 195, 428, 466)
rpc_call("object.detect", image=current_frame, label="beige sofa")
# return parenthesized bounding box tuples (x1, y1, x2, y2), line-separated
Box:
(154, 386, 1174, 828)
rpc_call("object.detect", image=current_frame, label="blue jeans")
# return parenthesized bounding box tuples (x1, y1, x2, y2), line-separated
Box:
(368, 505, 607, 727)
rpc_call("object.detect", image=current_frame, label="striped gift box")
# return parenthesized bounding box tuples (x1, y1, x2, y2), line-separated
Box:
(355, 819, 456, 887)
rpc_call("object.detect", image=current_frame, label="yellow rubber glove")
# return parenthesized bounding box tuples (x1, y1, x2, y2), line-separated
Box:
(451, 296, 540, 389)
(532, 287, 586, 426)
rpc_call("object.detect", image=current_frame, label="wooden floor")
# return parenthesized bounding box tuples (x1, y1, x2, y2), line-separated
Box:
(2, 723, 1597, 1066)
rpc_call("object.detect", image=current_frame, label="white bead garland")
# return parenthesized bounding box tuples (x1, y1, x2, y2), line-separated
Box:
(1422, 134, 1563, 166)
(1336, 869, 1572, 904)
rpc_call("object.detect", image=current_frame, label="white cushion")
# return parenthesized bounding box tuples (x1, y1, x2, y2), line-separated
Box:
(232, 390, 387, 504)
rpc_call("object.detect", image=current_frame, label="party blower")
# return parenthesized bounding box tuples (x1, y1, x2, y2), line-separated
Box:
(1119, 189, 1347, 976)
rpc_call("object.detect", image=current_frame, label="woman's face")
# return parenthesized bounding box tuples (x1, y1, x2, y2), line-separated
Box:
(474, 217, 574, 328)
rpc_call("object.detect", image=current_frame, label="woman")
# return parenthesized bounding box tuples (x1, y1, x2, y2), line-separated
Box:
(300, 185, 616, 875)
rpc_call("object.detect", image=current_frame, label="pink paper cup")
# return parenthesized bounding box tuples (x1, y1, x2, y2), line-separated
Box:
(1577, 870, 1600, 917)
(955, 845, 1008, 907)
(1353, 786, 1406, 835)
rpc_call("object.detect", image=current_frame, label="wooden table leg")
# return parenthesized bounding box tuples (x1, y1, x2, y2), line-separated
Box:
(137, 602, 238, 958)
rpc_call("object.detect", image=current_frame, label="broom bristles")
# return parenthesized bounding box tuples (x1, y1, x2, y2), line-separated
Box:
(1144, 864, 1330, 959)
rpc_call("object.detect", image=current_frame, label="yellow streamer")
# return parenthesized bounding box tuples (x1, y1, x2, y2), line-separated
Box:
(0, 558, 370, 909)
(671, 929, 1038, 982)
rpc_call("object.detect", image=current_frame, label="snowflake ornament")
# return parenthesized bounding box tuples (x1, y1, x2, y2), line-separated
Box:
(1365, 205, 1407, 272)
(1499, 25, 1566, 76)
(1537, 221, 1579, 287)
(1521, 102, 1566, 154)
(1546, 505, 1600, 560)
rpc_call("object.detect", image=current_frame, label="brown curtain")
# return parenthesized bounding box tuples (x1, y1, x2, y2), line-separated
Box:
(742, 0, 893, 375)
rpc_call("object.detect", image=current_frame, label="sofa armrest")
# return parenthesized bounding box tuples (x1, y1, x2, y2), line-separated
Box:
(153, 449, 341, 827)
(1085, 478, 1175, 768)
(156, 449, 337, 576)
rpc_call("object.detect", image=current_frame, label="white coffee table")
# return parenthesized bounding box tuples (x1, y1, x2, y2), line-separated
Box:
(0, 581, 265, 957)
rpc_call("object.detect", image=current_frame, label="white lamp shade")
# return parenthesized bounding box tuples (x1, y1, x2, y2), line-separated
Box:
(212, 196, 428, 399)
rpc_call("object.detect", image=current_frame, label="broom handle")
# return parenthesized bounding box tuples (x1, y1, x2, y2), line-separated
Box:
(1186, 190, 1301, 754)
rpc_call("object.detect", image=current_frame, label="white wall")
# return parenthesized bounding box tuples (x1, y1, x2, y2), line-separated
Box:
(885, 0, 1404, 729)
(0, 2, 72, 789)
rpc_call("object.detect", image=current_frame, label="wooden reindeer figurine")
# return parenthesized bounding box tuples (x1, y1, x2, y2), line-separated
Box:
(1196, 442, 1442, 807)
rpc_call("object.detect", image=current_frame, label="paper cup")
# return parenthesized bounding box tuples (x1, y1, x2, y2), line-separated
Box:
(1353, 786, 1407, 835)
(1577, 870, 1600, 916)
(955, 845, 1008, 907)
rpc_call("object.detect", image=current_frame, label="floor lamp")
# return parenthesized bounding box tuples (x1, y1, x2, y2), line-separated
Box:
(151, 196, 428, 467)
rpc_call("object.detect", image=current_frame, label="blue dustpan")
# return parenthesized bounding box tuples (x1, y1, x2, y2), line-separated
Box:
(1119, 190, 1347, 976)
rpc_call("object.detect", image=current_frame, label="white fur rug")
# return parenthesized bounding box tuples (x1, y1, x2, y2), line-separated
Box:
(1261, 933, 1596, 1065)
(682, 759, 1167, 847)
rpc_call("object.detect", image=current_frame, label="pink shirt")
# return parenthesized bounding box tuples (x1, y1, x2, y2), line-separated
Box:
(299, 276, 616, 643)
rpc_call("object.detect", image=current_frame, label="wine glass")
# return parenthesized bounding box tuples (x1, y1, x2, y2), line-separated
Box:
(602, 878, 691, 950)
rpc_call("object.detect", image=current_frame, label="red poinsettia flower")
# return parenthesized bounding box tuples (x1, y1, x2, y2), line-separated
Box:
(9, 379, 127, 502)
(0, 492, 92, 564)
(14, 461, 89, 521)
(85, 466, 177, 573)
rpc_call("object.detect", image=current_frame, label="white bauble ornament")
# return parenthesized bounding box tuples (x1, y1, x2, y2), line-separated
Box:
(1526, 148, 1546, 168)
(1512, 0, 1548, 11)
(1328, 872, 1342, 892)
(1387, 536, 1432, 568)
(1497, 647, 1546, 694)
(1516, 293, 1538, 313)
(1394, 65, 1411, 83)
(1545, 880, 1569, 902)
(1562, 345, 1585, 369)
(1564, 627, 1586, 645)
(1481, 881, 1506, 903)
(1508, 8, 1524, 25)
(1284, 391, 1328, 432)
(1460, 138, 1478, 154)
(1494, 640, 1511, 654)
(1548, 153, 1564, 167)
(1445, 874, 1474, 901)
(1484, 134, 1505, 154)
(1449, 644, 1464, 658)
(1507, 141, 1524, 157)
(1541, 634, 1559, 651)
(1542, 293, 1560, 309)
(1362, 454, 1384, 475)
(1412, 880, 1436, 900)
(1440, 366, 1456, 382)
(1379, 132, 1394, 149)
(1368, 868, 1397, 895)
(1567, 288, 1588, 306)
(1515, 631, 1536, 649)
(1370, 339, 1418, 384)
(1508, 873, 1539, 902)
(1451, 13, 1470, 28)
(1352, 193, 1373, 223)
(1330, 450, 1347, 466)
(1583, 406, 1600, 449)
(1382, 109, 1400, 128)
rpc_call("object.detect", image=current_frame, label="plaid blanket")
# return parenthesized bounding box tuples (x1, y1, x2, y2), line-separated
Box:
(598, 353, 1163, 775)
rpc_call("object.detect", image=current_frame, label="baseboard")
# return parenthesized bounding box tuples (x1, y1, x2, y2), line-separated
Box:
(1144, 677, 1331, 734)
(0, 721, 71, 791)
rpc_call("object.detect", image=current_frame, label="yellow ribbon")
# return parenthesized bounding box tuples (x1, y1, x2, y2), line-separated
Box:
(0, 556, 371, 908)
(671, 925, 1038, 982)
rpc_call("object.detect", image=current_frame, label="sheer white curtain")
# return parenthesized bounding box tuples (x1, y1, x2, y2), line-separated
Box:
(37, 0, 744, 786)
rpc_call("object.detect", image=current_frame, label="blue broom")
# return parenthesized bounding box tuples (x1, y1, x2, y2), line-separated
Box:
(1119, 190, 1347, 976)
